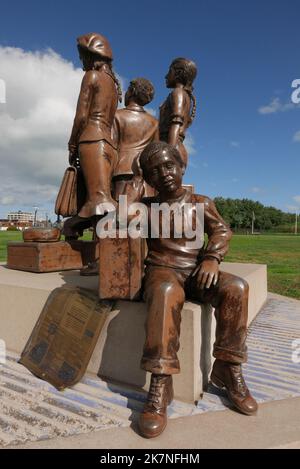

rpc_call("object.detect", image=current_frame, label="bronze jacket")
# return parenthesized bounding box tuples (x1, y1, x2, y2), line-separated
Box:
(142, 190, 232, 270)
(69, 64, 118, 149)
(112, 104, 159, 176)
(159, 88, 191, 142)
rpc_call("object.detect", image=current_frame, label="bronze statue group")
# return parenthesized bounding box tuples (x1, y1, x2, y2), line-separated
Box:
(62, 32, 257, 439)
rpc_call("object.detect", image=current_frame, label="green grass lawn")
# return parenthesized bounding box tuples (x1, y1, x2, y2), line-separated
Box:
(0, 231, 299, 299)
(226, 234, 300, 299)
(0, 231, 23, 262)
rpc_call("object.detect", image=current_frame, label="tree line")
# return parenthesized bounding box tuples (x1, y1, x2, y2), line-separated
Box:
(213, 197, 296, 233)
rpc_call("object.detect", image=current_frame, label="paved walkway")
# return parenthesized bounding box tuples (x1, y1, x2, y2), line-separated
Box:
(6, 396, 300, 449)
(0, 292, 299, 448)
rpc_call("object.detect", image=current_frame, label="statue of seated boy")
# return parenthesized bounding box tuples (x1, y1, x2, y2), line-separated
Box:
(137, 141, 257, 439)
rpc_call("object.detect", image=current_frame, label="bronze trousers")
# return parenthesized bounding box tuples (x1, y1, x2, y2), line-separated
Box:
(141, 265, 249, 375)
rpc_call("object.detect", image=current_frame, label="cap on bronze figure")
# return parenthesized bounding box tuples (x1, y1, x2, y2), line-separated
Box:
(77, 33, 113, 60)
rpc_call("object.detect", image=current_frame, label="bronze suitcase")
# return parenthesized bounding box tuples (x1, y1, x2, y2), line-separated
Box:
(99, 229, 145, 300)
(55, 166, 78, 217)
(55, 165, 86, 217)
(19, 285, 113, 390)
(7, 240, 99, 272)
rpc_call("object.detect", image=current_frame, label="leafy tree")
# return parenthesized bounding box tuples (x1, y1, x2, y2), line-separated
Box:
(214, 197, 295, 232)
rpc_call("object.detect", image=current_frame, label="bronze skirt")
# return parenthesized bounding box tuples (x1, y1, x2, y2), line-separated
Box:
(78, 140, 117, 218)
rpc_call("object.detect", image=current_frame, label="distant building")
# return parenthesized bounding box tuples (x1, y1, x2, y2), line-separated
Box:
(7, 211, 34, 223)
(3, 211, 34, 230)
(0, 219, 11, 231)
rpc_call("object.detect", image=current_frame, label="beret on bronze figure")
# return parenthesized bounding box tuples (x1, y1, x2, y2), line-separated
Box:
(77, 33, 113, 60)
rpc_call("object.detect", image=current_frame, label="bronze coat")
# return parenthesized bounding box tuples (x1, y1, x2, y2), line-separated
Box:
(159, 88, 192, 166)
(113, 104, 159, 176)
(112, 103, 159, 201)
(68, 64, 118, 217)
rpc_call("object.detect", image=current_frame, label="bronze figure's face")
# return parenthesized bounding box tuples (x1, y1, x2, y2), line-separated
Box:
(78, 49, 91, 71)
(165, 66, 177, 88)
(141, 144, 183, 195)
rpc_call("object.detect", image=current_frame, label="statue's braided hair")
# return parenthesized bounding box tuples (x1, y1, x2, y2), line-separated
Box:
(106, 62, 123, 103)
(78, 46, 122, 102)
(171, 57, 197, 124)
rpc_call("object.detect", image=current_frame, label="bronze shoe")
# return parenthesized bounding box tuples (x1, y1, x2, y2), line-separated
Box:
(62, 215, 92, 239)
(80, 260, 99, 276)
(138, 374, 173, 438)
(210, 359, 258, 416)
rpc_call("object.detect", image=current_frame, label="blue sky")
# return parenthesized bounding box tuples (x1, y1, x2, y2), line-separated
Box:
(0, 0, 299, 219)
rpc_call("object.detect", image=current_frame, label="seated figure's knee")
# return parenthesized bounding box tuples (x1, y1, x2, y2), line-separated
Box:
(228, 275, 249, 297)
(144, 277, 185, 304)
(158, 281, 185, 302)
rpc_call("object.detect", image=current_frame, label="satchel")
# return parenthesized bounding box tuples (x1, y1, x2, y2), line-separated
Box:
(55, 166, 78, 217)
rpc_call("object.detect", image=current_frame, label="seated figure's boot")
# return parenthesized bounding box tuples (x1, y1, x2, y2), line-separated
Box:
(62, 215, 92, 240)
(210, 359, 258, 416)
(80, 260, 99, 276)
(139, 374, 173, 438)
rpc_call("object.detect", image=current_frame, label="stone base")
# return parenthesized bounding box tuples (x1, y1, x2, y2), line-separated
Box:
(92, 300, 213, 402)
(6, 240, 98, 272)
(0, 262, 267, 402)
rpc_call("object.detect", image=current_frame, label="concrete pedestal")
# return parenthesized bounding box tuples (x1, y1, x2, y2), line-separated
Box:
(0, 262, 267, 402)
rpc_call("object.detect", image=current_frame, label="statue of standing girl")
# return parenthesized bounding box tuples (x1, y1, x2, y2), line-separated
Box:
(159, 57, 197, 170)
(63, 33, 122, 239)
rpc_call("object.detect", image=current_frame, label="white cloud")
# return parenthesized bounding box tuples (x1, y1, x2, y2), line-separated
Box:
(0, 46, 126, 216)
(0, 78, 6, 103)
(145, 107, 156, 117)
(251, 186, 262, 193)
(293, 195, 300, 205)
(258, 97, 299, 115)
(184, 131, 196, 155)
(0, 195, 15, 205)
(0, 46, 84, 213)
(293, 130, 300, 142)
(230, 141, 240, 148)
(286, 196, 300, 213)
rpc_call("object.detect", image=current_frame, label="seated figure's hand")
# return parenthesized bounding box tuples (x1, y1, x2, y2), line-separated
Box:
(192, 258, 219, 289)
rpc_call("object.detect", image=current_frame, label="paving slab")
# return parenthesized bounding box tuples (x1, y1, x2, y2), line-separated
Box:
(0, 292, 299, 449)
(4, 397, 300, 449)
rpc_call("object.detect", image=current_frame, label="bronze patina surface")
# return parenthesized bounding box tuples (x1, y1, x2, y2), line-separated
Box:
(137, 142, 257, 438)
(20, 286, 113, 390)
(159, 58, 197, 169)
